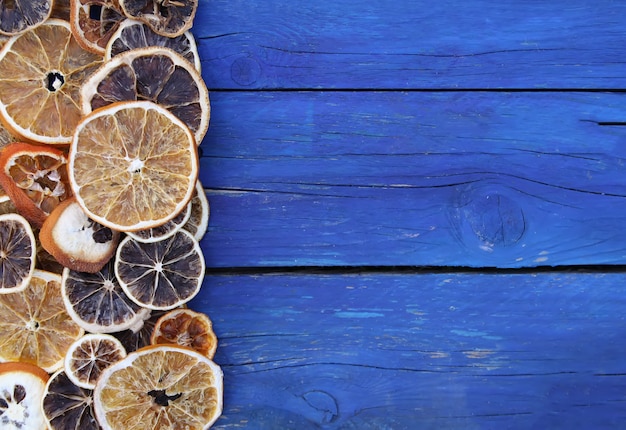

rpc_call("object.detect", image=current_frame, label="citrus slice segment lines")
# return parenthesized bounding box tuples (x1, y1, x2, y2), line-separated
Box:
(0, 213, 36, 294)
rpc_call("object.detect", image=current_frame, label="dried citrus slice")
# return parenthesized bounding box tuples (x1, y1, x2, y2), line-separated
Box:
(42, 369, 100, 430)
(115, 230, 205, 310)
(127, 200, 191, 243)
(151, 308, 218, 359)
(70, 0, 127, 55)
(0, 0, 53, 36)
(0, 142, 71, 228)
(0, 123, 15, 148)
(0, 19, 103, 145)
(93, 344, 223, 430)
(81, 46, 210, 144)
(119, 0, 198, 38)
(0, 269, 85, 372)
(62, 260, 151, 333)
(40, 197, 121, 273)
(0, 362, 49, 430)
(106, 18, 201, 71)
(113, 309, 167, 353)
(183, 180, 209, 241)
(0, 213, 36, 294)
(65, 333, 127, 389)
(69, 100, 199, 232)
(51, 0, 72, 20)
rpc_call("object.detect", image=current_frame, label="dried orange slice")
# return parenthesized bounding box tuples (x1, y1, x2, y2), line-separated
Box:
(70, 0, 127, 55)
(0, 213, 36, 294)
(106, 18, 201, 71)
(42, 369, 100, 430)
(93, 344, 223, 430)
(39, 197, 121, 273)
(0, 269, 85, 372)
(115, 230, 205, 310)
(0, 0, 53, 36)
(81, 46, 210, 144)
(0, 142, 71, 228)
(62, 260, 151, 333)
(0, 362, 49, 429)
(0, 19, 103, 145)
(183, 180, 209, 241)
(127, 200, 191, 243)
(69, 100, 199, 232)
(151, 308, 217, 359)
(119, 0, 198, 38)
(64, 333, 127, 389)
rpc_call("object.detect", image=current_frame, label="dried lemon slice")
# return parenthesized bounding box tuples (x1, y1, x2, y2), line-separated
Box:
(64, 333, 127, 389)
(0, 362, 49, 430)
(0, 213, 36, 294)
(93, 344, 223, 430)
(69, 100, 198, 232)
(42, 369, 100, 430)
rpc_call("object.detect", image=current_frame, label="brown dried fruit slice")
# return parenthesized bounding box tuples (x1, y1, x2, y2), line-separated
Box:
(106, 18, 201, 71)
(0, 19, 103, 145)
(151, 308, 217, 359)
(183, 180, 209, 241)
(0, 0, 53, 36)
(93, 344, 223, 430)
(70, 0, 127, 55)
(42, 369, 100, 430)
(39, 197, 120, 273)
(113, 309, 167, 353)
(62, 260, 151, 333)
(0, 269, 85, 372)
(0, 213, 36, 294)
(127, 200, 191, 243)
(0, 362, 49, 429)
(0, 142, 71, 228)
(69, 100, 199, 232)
(81, 46, 210, 144)
(118, 0, 198, 38)
(51, 0, 72, 20)
(64, 333, 127, 389)
(114, 230, 205, 310)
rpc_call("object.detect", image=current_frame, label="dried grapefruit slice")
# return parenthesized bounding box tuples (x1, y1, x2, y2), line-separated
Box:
(69, 100, 198, 232)
(0, 19, 103, 145)
(81, 46, 210, 144)
(0, 0, 53, 36)
(183, 180, 209, 241)
(42, 369, 100, 430)
(106, 18, 201, 71)
(0, 142, 71, 228)
(39, 197, 121, 273)
(93, 344, 223, 430)
(0, 362, 49, 430)
(64, 333, 127, 389)
(70, 0, 127, 55)
(151, 308, 217, 359)
(61, 260, 151, 333)
(118, 0, 198, 38)
(0, 213, 36, 294)
(0, 269, 85, 372)
(115, 230, 205, 310)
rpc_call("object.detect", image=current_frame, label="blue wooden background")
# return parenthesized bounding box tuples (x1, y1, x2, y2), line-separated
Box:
(187, 1, 626, 428)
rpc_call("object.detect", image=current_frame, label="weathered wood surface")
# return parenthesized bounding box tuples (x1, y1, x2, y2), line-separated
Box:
(190, 272, 626, 429)
(194, 0, 626, 90)
(198, 91, 626, 268)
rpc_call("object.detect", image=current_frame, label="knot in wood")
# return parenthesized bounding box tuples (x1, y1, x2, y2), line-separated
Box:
(231, 56, 262, 86)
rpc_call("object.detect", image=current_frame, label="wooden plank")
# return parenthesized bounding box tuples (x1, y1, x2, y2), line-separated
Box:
(198, 91, 626, 268)
(190, 272, 626, 429)
(194, 0, 626, 90)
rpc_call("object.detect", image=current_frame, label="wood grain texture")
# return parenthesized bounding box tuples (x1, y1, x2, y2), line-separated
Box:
(194, 0, 626, 90)
(190, 272, 626, 429)
(198, 91, 626, 268)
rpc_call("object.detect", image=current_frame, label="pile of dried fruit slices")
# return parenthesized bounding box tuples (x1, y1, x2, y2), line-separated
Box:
(0, 1, 223, 429)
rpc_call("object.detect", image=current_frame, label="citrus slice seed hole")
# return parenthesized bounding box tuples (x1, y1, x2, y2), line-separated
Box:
(46, 72, 65, 92)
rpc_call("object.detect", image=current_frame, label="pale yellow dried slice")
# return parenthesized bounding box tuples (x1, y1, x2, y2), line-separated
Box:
(0, 269, 85, 372)
(0, 213, 36, 294)
(114, 230, 205, 310)
(0, 0, 53, 36)
(183, 180, 209, 241)
(81, 46, 210, 144)
(0, 362, 49, 430)
(42, 369, 100, 430)
(0, 19, 103, 145)
(69, 100, 199, 232)
(64, 333, 127, 389)
(93, 344, 223, 430)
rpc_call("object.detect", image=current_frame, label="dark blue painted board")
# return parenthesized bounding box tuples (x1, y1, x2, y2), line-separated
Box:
(198, 91, 626, 268)
(194, 0, 626, 89)
(190, 272, 626, 429)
